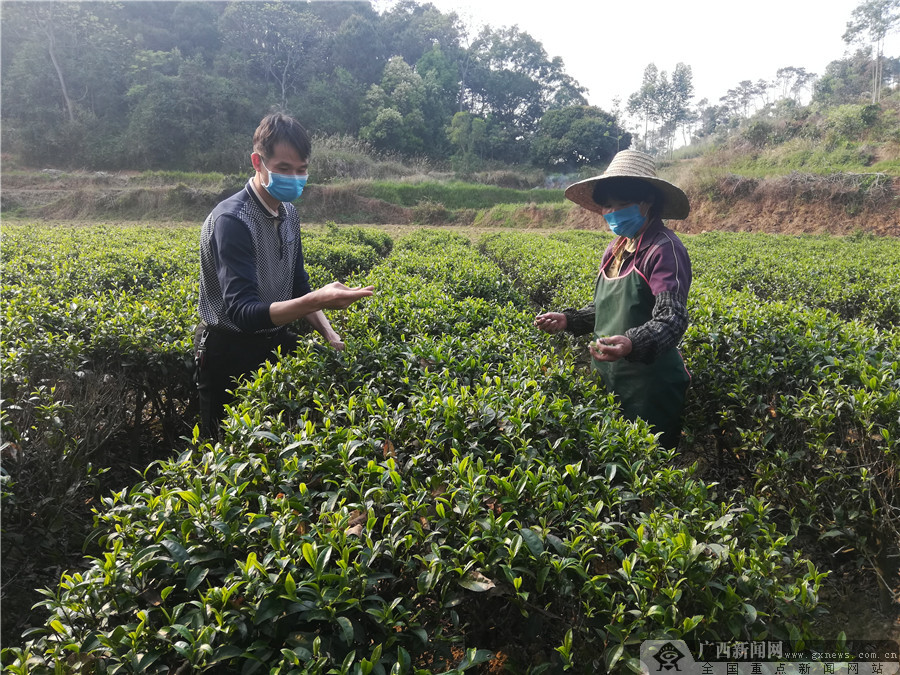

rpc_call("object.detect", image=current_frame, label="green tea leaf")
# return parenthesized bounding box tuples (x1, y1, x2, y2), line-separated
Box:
(186, 566, 209, 592)
(604, 643, 625, 671)
(160, 538, 189, 567)
(254, 598, 283, 625)
(336, 616, 354, 644)
(519, 528, 544, 557)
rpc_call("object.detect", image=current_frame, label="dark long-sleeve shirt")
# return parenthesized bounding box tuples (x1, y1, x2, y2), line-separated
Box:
(562, 218, 691, 364)
(198, 181, 311, 334)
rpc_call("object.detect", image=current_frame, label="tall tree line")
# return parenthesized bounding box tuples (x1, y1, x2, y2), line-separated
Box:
(0, 0, 629, 172)
(621, 0, 900, 152)
(625, 48, 900, 151)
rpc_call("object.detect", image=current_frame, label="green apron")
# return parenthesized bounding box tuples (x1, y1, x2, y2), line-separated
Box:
(592, 244, 690, 446)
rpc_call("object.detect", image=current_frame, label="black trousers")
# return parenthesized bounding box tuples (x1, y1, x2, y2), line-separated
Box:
(194, 323, 298, 440)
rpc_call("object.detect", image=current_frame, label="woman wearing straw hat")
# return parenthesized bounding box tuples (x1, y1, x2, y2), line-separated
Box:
(534, 149, 692, 449)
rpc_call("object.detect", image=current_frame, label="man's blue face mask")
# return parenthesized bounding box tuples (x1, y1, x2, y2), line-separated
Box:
(603, 204, 646, 238)
(261, 160, 307, 202)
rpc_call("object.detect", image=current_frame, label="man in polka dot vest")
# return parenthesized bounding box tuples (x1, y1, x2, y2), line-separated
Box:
(195, 113, 374, 439)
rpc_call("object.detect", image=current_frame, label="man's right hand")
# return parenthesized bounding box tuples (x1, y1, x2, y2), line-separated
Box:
(315, 281, 375, 310)
(533, 312, 567, 334)
(269, 282, 374, 326)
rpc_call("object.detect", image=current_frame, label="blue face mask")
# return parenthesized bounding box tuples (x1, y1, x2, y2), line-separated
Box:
(261, 160, 307, 202)
(603, 204, 646, 238)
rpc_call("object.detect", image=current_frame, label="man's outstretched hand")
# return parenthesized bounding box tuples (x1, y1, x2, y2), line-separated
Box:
(315, 282, 375, 310)
(269, 283, 374, 327)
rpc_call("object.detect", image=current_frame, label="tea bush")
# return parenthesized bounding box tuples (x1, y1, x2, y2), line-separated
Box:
(310, 223, 395, 259)
(478, 232, 600, 309)
(0, 223, 394, 649)
(684, 289, 899, 585)
(481, 230, 900, 611)
(4, 230, 822, 673)
(687, 232, 900, 329)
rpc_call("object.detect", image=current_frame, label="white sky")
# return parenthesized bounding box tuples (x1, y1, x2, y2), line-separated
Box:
(421, 0, 900, 120)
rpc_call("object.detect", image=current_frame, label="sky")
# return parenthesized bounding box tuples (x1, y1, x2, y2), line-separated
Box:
(420, 0, 900, 120)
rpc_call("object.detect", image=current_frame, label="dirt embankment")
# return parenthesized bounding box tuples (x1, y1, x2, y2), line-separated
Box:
(1, 173, 413, 224)
(568, 198, 899, 237)
(683, 172, 900, 237)
(568, 172, 900, 237)
(2, 170, 898, 236)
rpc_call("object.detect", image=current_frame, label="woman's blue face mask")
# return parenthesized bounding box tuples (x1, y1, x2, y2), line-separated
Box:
(603, 204, 646, 238)
(261, 160, 307, 202)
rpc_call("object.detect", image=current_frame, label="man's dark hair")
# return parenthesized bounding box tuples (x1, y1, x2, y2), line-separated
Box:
(592, 178, 663, 218)
(253, 113, 311, 160)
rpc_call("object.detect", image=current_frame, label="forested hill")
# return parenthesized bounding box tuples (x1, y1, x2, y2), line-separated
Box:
(1, 0, 898, 235)
(1, 0, 610, 171)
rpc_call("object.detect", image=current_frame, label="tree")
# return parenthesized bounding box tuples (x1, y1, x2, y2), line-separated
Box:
(219, 2, 329, 110)
(124, 57, 257, 170)
(668, 63, 695, 150)
(530, 105, 631, 170)
(298, 67, 365, 136)
(884, 54, 900, 90)
(35, 4, 78, 122)
(463, 24, 586, 161)
(0, 0, 589, 171)
(1, 2, 131, 165)
(447, 110, 487, 170)
(626, 64, 659, 141)
(545, 57, 589, 109)
(2, 3, 130, 124)
(331, 14, 388, 87)
(379, 0, 464, 66)
(775, 66, 817, 103)
(417, 45, 461, 157)
(813, 49, 880, 104)
(360, 56, 426, 155)
(692, 99, 733, 140)
(170, 3, 223, 62)
(842, 0, 900, 103)
(720, 80, 764, 118)
(754, 78, 773, 109)
(626, 63, 694, 155)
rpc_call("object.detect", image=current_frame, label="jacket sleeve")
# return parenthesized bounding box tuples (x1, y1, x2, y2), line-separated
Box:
(212, 214, 277, 332)
(293, 233, 312, 298)
(624, 291, 689, 363)
(625, 230, 692, 363)
(562, 305, 596, 337)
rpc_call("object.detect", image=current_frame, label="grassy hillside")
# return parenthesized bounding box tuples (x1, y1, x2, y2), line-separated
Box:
(1, 96, 898, 234)
(663, 97, 900, 236)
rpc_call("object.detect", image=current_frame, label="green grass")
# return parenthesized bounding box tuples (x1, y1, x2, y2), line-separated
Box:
(472, 202, 571, 228)
(870, 158, 900, 173)
(726, 139, 893, 177)
(360, 180, 565, 209)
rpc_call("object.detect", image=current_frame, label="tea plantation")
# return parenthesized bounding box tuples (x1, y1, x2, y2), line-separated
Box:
(2, 224, 898, 673)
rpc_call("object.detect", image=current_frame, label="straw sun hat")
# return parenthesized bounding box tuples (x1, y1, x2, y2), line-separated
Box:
(564, 149, 690, 220)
